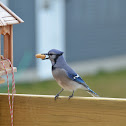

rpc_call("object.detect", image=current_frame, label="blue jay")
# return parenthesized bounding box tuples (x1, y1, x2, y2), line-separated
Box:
(40, 49, 99, 99)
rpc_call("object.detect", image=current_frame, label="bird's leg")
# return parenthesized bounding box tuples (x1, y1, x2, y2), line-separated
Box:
(68, 90, 74, 99)
(55, 88, 64, 100)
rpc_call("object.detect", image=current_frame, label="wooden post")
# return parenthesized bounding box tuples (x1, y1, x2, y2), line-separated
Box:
(4, 33, 9, 59)
(8, 25, 13, 65)
(0, 34, 1, 61)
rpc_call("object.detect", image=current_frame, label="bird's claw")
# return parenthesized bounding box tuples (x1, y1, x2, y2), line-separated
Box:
(68, 95, 73, 99)
(55, 94, 59, 100)
(68, 90, 74, 99)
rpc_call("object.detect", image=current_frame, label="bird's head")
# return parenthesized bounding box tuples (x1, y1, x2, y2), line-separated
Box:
(47, 49, 64, 62)
(36, 49, 64, 64)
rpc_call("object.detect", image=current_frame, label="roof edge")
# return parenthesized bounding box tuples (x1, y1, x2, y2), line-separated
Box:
(0, 1, 24, 23)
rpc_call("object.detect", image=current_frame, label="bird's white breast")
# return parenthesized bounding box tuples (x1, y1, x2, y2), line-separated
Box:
(52, 68, 83, 91)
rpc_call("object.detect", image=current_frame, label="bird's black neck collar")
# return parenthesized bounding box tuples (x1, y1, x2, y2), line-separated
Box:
(54, 53, 62, 63)
(52, 53, 62, 70)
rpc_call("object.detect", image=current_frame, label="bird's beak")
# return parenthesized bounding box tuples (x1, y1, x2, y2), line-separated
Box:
(35, 53, 49, 60)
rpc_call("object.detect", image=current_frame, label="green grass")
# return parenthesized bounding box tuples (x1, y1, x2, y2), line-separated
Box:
(0, 69, 126, 98)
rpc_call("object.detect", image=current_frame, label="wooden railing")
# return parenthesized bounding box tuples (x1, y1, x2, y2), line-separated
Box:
(0, 93, 126, 126)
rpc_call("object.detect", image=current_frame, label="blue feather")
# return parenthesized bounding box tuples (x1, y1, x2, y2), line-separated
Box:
(63, 64, 89, 88)
(74, 76, 85, 84)
(66, 72, 88, 87)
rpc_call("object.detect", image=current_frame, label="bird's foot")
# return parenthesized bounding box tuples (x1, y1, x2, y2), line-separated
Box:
(55, 94, 59, 100)
(68, 90, 74, 99)
(68, 95, 73, 99)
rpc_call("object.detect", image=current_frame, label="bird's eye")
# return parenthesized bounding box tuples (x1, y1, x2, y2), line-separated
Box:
(49, 54, 53, 56)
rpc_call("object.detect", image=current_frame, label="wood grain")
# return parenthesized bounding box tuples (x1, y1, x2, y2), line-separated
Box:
(0, 77, 5, 84)
(0, 25, 10, 35)
(0, 6, 5, 12)
(8, 25, 13, 64)
(0, 60, 10, 69)
(0, 2, 24, 23)
(2, 16, 15, 21)
(0, 67, 17, 76)
(0, 11, 11, 18)
(6, 20, 19, 25)
(0, 94, 126, 126)
(4, 33, 9, 58)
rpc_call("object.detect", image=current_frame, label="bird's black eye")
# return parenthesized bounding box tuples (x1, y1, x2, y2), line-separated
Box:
(49, 54, 53, 56)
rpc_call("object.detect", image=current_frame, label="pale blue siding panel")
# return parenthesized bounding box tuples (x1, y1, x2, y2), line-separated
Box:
(9, 0, 36, 68)
(66, 0, 126, 62)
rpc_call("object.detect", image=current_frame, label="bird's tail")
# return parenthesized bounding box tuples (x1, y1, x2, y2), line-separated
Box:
(87, 88, 99, 97)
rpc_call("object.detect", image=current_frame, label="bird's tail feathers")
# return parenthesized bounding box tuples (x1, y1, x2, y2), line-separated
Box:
(87, 88, 99, 97)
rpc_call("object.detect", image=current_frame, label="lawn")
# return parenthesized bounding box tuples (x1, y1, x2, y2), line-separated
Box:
(0, 69, 126, 98)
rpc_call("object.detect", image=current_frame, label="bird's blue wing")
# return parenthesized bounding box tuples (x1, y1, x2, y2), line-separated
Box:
(67, 73, 84, 83)
(63, 64, 89, 88)
(66, 72, 89, 88)
(74, 75, 85, 84)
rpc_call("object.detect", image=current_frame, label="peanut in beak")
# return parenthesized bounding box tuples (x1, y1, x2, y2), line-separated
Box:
(35, 54, 46, 60)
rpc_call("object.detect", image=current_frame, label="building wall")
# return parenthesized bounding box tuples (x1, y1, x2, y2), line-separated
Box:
(9, 0, 126, 67)
(9, 0, 36, 69)
(4, 0, 126, 81)
(8, 0, 65, 81)
(66, 0, 126, 62)
(35, 0, 65, 79)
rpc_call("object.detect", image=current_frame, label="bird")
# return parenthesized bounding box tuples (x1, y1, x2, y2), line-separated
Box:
(39, 49, 99, 99)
